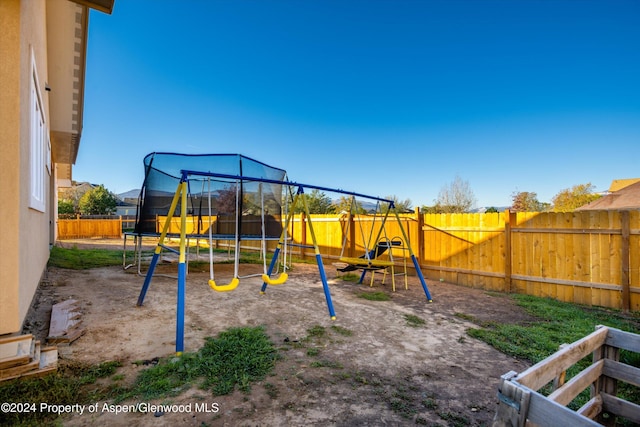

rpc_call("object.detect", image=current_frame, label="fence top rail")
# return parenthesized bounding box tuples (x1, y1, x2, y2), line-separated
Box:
(515, 326, 609, 391)
(605, 327, 640, 353)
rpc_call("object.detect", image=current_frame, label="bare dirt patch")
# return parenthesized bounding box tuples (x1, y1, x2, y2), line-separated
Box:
(23, 241, 534, 426)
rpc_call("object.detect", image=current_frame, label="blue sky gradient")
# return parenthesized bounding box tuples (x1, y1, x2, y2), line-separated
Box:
(77, 0, 640, 208)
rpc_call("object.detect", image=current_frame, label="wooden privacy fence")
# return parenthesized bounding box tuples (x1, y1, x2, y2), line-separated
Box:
(420, 210, 640, 311)
(493, 325, 640, 426)
(57, 215, 123, 239)
(58, 210, 640, 311)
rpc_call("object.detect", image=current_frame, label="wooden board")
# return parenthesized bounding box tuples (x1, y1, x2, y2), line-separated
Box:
(516, 326, 608, 391)
(0, 341, 40, 379)
(47, 300, 84, 343)
(0, 335, 33, 370)
(39, 346, 58, 370)
(0, 343, 58, 383)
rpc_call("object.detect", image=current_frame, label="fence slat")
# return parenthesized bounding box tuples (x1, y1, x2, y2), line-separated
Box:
(605, 328, 640, 353)
(516, 327, 609, 391)
(547, 360, 604, 406)
(601, 393, 640, 425)
(526, 389, 603, 427)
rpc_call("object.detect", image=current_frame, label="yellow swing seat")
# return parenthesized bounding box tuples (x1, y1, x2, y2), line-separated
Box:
(209, 277, 240, 292)
(338, 257, 395, 269)
(261, 273, 288, 285)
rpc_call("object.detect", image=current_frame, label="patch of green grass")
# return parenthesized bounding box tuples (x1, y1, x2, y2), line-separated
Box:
(422, 397, 438, 410)
(330, 325, 353, 336)
(306, 325, 327, 339)
(76, 360, 122, 385)
(306, 347, 320, 357)
(390, 388, 418, 418)
(454, 312, 475, 322)
(468, 295, 640, 364)
(48, 246, 125, 269)
(466, 294, 640, 410)
(0, 360, 122, 426)
(389, 397, 417, 418)
(438, 411, 470, 426)
(121, 326, 278, 400)
(263, 382, 279, 399)
(403, 314, 426, 327)
(339, 273, 361, 282)
(357, 291, 391, 301)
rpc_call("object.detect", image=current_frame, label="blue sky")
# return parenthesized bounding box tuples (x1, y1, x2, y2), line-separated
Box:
(77, 0, 640, 208)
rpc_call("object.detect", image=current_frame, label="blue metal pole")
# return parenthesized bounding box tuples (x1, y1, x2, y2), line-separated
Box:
(316, 254, 336, 320)
(176, 262, 186, 354)
(136, 181, 183, 307)
(358, 269, 367, 284)
(261, 191, 298, 293)
(261, 247, 281, 293)
(176, 181, 188, 355)
(136, 253, 160, 306)
(411, 255, 433, 302)
(180, 169, 395, 205)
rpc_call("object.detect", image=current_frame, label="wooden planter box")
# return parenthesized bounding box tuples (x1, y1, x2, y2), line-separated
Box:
(493, 325, 640, 426)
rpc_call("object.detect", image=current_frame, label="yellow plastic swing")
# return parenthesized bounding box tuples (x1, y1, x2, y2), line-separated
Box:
(261, 272, 288, 285)
(208, 277, 240, 292)
(206, 178, 241, 293)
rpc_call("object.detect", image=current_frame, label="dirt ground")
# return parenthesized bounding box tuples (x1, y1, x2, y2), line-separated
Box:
(23, 238, 534, 426)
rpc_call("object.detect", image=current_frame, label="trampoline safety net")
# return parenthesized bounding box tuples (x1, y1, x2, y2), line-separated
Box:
(133, 152, 287, 238)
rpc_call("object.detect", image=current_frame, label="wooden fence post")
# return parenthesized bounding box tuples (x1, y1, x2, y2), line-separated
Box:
(416, 207, 424, 268)
(504, 209, 515, 293)
(621, 210, 630, 312)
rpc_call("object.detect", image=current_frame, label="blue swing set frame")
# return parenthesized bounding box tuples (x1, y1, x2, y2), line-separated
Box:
(136, 169, 432, 355)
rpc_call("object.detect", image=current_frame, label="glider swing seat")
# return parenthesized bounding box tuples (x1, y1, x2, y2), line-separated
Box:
(338, 237, 408, 291)
(335, 197, 409, 291)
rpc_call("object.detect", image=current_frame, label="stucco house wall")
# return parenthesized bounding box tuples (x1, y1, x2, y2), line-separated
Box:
(0, 0, 113, 335)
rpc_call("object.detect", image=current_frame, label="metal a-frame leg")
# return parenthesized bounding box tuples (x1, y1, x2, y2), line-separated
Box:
(136, 180, 189, 355)
(393, 211, 433, 302)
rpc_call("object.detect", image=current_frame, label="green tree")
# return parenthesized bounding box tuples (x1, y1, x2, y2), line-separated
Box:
(58, 182, 85, 213)
(551, 183, 601, 212)
(57, 199, 76, 215)
(433, 175, 477, 213)
(294, 189, 334, 214)
(78, 185, 118, 215)
(485, 206, 499, 213)
(332, 196, 366, 214)
(420, 204, 445, 214)
(511, 191, 545, 212)
(215, 185, 238, 214)
(381, 195, 413, 214)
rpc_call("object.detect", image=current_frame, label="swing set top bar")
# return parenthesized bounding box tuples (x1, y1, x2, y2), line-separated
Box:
(179, 169, 396, 207)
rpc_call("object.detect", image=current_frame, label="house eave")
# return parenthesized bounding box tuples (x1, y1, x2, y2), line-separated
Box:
(47, 1, 113, 166)
(47, 1, 89, 165)
(69, 0, 114, 15)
